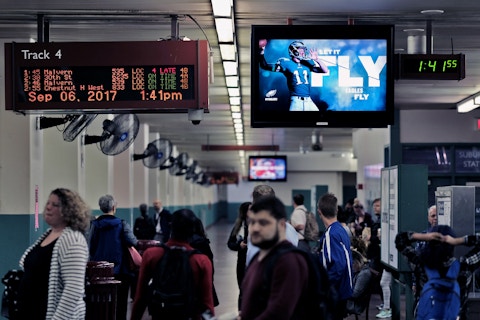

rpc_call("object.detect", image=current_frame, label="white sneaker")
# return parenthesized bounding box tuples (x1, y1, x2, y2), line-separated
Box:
(376, 308, 392, 318)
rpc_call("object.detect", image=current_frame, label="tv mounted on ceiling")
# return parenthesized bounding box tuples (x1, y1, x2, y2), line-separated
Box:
(251, 24, 394, 128)
(248, 155, 287, 182)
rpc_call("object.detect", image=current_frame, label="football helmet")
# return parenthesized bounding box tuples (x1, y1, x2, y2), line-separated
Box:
(288, 41, 307, 60)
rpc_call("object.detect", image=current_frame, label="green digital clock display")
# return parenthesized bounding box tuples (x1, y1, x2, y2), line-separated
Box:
(396, 53, 466, 80)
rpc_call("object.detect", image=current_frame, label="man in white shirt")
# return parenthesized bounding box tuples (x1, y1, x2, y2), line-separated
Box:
(290, 193, 310, 252)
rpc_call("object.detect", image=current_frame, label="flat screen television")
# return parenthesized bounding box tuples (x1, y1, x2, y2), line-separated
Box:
(248, 155, 287, 182)
(251, 24, 394, 128)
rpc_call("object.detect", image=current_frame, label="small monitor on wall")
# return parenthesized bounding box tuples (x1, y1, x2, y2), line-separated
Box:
(248, 155, 287, 182)
(251, 24, 394, 128)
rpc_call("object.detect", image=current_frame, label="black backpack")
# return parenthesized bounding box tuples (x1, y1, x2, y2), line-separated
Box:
(148, 244, 201, 320)
(261, 245, 338, 320)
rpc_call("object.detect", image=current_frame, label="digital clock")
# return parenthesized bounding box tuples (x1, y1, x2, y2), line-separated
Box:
(5, 41, 209, 113)
(396, 53, 465, 80)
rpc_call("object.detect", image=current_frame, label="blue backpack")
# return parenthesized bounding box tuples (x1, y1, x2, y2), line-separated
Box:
(415, 260, 461, 320)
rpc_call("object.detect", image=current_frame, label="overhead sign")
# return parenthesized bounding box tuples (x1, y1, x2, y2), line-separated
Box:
(5, 40, 209, 113)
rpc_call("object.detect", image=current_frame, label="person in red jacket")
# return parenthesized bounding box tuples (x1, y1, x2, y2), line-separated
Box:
(130, 209, 214, 320)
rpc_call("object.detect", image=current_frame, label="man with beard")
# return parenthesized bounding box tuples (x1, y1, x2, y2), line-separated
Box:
(239, 196, 309, 319)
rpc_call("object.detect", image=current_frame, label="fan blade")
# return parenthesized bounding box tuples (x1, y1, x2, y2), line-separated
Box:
(100, 114, 140, 156)
(140, 139, 172, 168)
(63, 114, 97, 142)
(159, 156, 175, 170)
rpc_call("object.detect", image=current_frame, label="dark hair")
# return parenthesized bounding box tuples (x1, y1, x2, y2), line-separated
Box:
(372, 198, 381, 205)
(249, 196, 286, 221)
(293, 194, 304, 206)
(98, 194, 115, 213)
(421, 224, 456, 271)
(336, 205, 347, 223)
(230, 201, 251, 237)
(170, 208, 197, 241)
(193, 216, 207, 238)
(317, 192, 338, 218)
(252, 185, 275, 203)
(139, 203, 147, 215)
(51, 188, 91, 232)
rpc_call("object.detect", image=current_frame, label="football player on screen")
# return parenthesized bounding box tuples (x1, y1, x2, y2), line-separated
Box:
(259, 39, 329, 111)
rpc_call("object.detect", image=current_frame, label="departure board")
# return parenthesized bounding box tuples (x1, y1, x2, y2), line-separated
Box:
(5, 41, 209, 113)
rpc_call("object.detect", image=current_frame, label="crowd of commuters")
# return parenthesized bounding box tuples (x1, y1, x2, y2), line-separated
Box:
(13, 185, 480, 320)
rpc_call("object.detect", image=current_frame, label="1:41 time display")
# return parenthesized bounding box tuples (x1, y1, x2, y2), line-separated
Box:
(397, 53, 466, 80)
(419, 59, 457, 73)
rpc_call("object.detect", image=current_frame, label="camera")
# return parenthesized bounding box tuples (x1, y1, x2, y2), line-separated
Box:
(188, 109, 204, 125)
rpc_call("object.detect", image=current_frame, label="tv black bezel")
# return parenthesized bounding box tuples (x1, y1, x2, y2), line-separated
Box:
(247, 155, 288, 182)
(250, 24, 394, 128)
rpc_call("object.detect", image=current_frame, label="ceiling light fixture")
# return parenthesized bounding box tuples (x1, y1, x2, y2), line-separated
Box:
(420, 9, 445, 15)
(457, 92, 480, 113)
(211, 0, 245, 173)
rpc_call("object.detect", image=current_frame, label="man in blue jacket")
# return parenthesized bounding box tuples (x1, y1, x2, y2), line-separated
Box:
(88, 194, 138, 320)
(318, 192, 353, 320)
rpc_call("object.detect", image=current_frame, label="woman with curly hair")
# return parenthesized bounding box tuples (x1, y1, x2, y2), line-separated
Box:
(16, 187, 91, 320)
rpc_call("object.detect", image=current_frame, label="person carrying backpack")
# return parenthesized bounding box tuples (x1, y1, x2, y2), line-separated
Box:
(241, 196, 333, 319)
(131, 208, 214, 320)
(396, 226, 480, 320)
(290, 193, 318, 252)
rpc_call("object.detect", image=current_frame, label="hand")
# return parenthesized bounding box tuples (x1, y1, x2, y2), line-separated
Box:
(309, 48, 318, 60)
(259, 39, 267, 50)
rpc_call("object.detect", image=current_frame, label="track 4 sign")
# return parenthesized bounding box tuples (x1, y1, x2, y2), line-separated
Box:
(5, 40, 209, 113)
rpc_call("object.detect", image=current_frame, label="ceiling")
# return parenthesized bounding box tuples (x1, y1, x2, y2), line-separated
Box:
(2, 0, 480, 176)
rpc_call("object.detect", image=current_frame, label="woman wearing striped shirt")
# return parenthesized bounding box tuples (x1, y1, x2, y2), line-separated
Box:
(17, 188, 90, 320)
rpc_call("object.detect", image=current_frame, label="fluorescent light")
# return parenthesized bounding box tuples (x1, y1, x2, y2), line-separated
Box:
(236, 140, 244, 145)
(219, 43, 236, 61)
(235, 126, 243, 133)
(211, 0, 232, 17)
(457, 95, 480, 113)
(228, 87, 240, 97)
(215, 18, 234, 42)
(225, 76, 239, 87)
(231, 105, 241, 112)
(231, 112, 242, 119)
(229, 96, 241, 105)
(239, 150, 245, 157)
(222, 61, 237, 76)
(233, 118, 242, 124)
